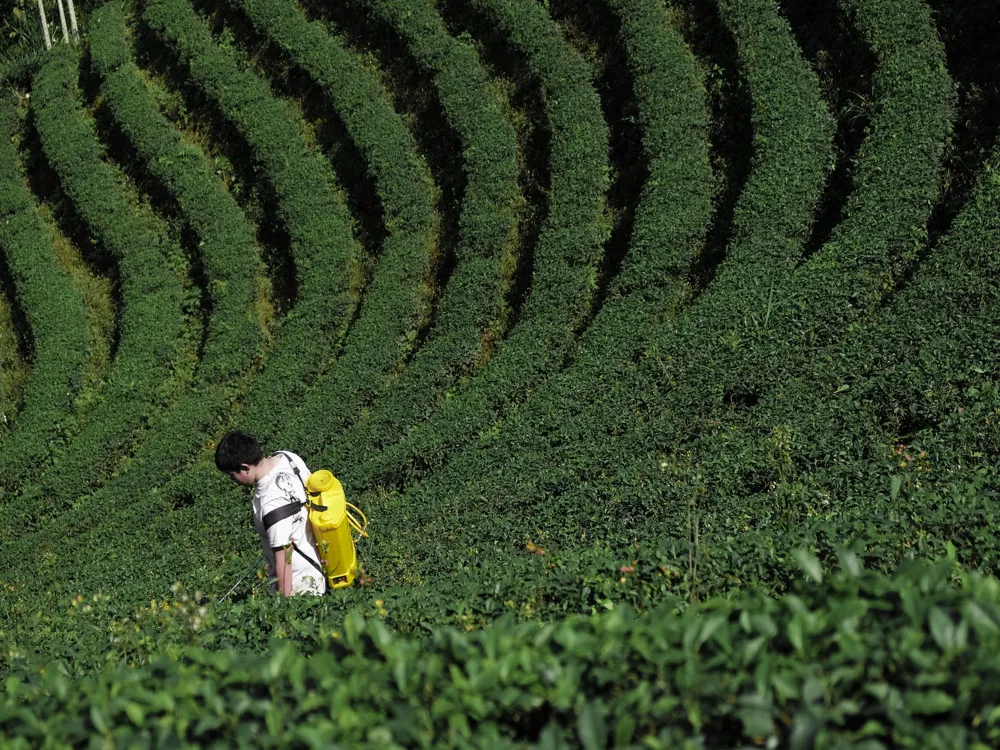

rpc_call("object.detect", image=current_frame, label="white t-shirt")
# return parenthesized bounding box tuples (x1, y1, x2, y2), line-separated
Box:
(252, 451, 326, 596)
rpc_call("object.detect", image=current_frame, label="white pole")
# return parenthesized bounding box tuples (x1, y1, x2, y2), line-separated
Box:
(36, 0, 52, 50)
(55, 0, 70, 44)
(65, 0, 79, 44)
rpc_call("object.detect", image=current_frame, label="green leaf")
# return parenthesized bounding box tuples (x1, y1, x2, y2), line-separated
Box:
(908, 690, 955, 715)
(577, 701, 607, 750)
(613, 714, 636, 746)
(789, 716, 823, 750)
(696, 614, 728, 650)
(890, 475, 903, 501)
(125, 702, 146, 726)
(964, 601, 1000, 635)
(788, 617, 805, 655)
(793, 549, 823, 583)
(90, 703, 109, 734)
(929, 607, 956, 651)
(837, 547, 863, 577)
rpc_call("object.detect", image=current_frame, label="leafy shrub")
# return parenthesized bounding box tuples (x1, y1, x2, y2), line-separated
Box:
(5, 559, 1000, 748)
(143, 0, 362, 436)
(345, 0, 611, 490)
(0, 97, 89, 489)
(19, 44, 188, 509)
(319, 0, 520, 476)
(353, 0, 833, 579)
(229, 0, 439, 457)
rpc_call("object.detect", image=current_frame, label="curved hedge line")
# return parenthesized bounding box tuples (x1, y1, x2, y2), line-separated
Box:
(346, 0, 611, 489)
(778, 0, 954, 333)
(402, 0, 716, 491)
(57, 3, 265, 501)
(91, 2, 262, 386)
(613, 0, 958, 534)
(320, 0, 519, 476)
(673, 136, 1000, 549)
(355, 0, 834, 578)
(382, 0, 958, 581)
(229, 0, 438, 457)
(0, 98, 89, 490)
(4, 560, 1000, 748)
(143, 0, 362, 438)
(388, 0, 960, 601)
(23, 45, 188, 509)
(619, 0, 955, 476)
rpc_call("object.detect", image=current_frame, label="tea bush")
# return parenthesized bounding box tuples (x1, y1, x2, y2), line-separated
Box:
(321, 0, 520, 476)
(143, 0, 362, 435)
(349, 0, 611, 489)
(6, 559, 1000, 747)
(229, 0, 439, 457)
(21, 44, 188, 506)
(354, 0, 834, 573)
(0, 98, 89, 489)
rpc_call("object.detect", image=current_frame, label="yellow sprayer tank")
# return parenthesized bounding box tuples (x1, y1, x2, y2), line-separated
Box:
(305, 470, 357, 589)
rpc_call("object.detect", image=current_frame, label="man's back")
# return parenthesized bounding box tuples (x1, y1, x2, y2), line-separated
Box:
(252, 451, 327, 596)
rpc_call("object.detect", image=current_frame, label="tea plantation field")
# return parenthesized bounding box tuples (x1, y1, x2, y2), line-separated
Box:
(1, 0, 999, 744)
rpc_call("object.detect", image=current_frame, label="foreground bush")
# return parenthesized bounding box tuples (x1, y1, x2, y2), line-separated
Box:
(3, 558, 999, 748)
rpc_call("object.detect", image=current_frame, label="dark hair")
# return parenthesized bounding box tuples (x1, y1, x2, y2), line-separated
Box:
(215, 431, 264, 473)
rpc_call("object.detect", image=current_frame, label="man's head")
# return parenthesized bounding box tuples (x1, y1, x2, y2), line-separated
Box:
(215, 431, 264, 487)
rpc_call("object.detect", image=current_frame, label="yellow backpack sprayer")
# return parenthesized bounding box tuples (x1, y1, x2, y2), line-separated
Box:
(218, 453, 369, 601)
(303, 469, 368, 588)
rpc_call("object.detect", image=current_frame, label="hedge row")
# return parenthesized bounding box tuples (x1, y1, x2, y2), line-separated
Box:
(0, 288, 27, 431)
(343, 0, 611, 489)
(381, 0, 957, 582)
(432, 0, 962, 603)
(666, 134, 1000, 550)
(5, 0, 605, 602)
(5, 560, 1000, 748)
(0, 97, 89, 490)
(21, 45, 188, 508)
(601, 0, 959, 545)
(319, 0, 519, 476)
(34, 4, 265, 514)
(353, 0, 835, 578)
(565, 0, 953, 473)
(228, 0, 438, 458)
(143, 0, 362, 438)
(363, 0, 715, 494)
(91, 2, 262, 387)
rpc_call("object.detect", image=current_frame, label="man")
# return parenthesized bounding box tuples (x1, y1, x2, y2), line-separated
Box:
(215, 431, 326, 597)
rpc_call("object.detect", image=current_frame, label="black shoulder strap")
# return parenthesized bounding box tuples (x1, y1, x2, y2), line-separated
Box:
(262, 501, 303, 531)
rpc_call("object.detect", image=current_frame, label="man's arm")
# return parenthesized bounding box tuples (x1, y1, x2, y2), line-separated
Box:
(274, 546, 294, 597)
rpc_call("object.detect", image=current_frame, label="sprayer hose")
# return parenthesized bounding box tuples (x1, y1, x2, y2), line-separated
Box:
(347, 503, 369, 541)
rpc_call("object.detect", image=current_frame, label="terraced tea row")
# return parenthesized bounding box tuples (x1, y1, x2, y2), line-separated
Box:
(0, 98, 89, 490)
(229, 0, 439, 461)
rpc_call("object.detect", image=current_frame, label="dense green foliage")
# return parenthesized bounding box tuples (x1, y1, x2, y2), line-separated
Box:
(346, 0, 612, 489)
(21, 44, 188, 505)
(143, 0, 362, 435)
(229, 0, 439, 459)
(0, 0, 997, 741)
(321, 0, 520, 476)
(0, 98, 89, 489)
(354, 0, 834, 582)
(6, 559, 1000, 747)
